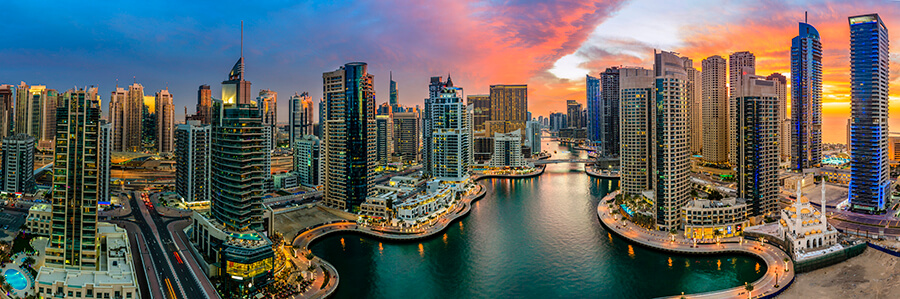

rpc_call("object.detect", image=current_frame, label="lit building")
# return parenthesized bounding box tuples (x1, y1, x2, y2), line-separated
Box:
(191, 53, 274, 296)
(618, 67, 654, 195)
(186, 84, 212, 124)
(430, 85, 470, 181)
(14, 82, 54, 143)
(175, 120, 211, 203)
(888, 132, 900, 163)
(489, 84, 527, 134)
(469, 94, 491, 131)
(36, 223, 140, 299)
(702, 55, 728, 164)
(425, 76, 454, 176)
(46, 87, 102, 269)
(763, 73, 788, 162)
(682, 198, 748, 239)
(395, 182, 454, 221)
(735, 75, 779, 216)
(99, 122, 111, 204)
(683, 58, 702, 154)
(849, 13, 890, 213)
(288, 92, 314, 144)
(393, 110, 420, 164)
(0, 85, 14, 140)
(375, 113, 394, 165)
(489, 129, 526, 168)
(110, 83, 144, 152)
(322, 62, 376, 211)
(155, 88, 174, 154)
(728, 51, 756, 165)
(258, 89, 277, 152)
(548, 112, 567, 132)
(294, 135, 321, 187)
(652, 50, 690, 231)
(586, 74, 601, 143)
(791, 20, 823, 171)
(566, 100, 583, 129)
(390, 71, 400, 110)
(1, 133, 35, 194)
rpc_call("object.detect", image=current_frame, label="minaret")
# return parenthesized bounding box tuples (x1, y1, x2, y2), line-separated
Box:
(820, 180, 827, 223)
(795, 182, 803, 228)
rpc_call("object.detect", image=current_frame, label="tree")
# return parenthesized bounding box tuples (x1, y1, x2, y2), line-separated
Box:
(713, 229, 723, 243)
(708, 190, 724, 201)
(744, 282, 754, 299)
(24, 256, 35, 266)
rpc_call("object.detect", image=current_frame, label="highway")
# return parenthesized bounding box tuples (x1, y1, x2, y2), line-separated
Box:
(125, 191, 206, 299)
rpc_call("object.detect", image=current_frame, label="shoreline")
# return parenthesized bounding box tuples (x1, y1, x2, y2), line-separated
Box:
(596, 190, 795, 299)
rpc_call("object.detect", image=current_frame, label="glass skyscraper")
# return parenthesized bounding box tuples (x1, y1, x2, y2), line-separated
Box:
(849, 13, 890, 213)
(586, 74, 601, 143)
(790, 21, 823, 171)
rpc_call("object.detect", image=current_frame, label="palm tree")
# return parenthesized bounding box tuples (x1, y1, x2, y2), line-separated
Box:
(744, 282, 754, 299)
(669, 227, 678, 242)
(713, 229, 723, 244)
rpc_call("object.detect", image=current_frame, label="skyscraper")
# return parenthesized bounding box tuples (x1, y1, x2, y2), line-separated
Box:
(526, 120, 541, 155)
(487, 84, 527, 136)
(258, 89, 277, 151)
(375, 113, 394, 165)
(619, 67, 654, 196)
(155, 88, 174, 154)
(736, 75, 779, 217)
(175, 120, 211, 203)
(47, 87, 101, 270)
(1, 133, 35, 194)
(791, 20, 823, 171)
(393, 110, 420, 164)
(599, 67, 621, 156)
(469, 94, 491, 131)
(849, 13, 890, 213)
(288, 92, 314, 143)
(142, 95, 156, 149)
(110, 83, 143, 152)
(702, 55, 728, 164)
(14, 82, 55, 143)
(766, 73, 789, 161)
(683, 58, 702, 154)
(424, 76, 454, 176)
(0, 85, 13, 140)
(40, 88, 57, 147)
(586, 74, 601, 143)
(196, 84, 213, 124)
(652, 50, 690, 231)
(390, 71, 399, 110)
(295, 135, 321, 187)
(98, 122, 111, 204)
(566, 100, 583, 128)
(322, 62, 376, 211)
(431, 85, 470, 181)
(729, 51, 756, 165)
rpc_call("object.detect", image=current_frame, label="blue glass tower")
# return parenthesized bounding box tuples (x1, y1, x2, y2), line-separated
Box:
(790, 22, 822, 171)
(849, 14, 890, 213)
(586, 74, 600, 143)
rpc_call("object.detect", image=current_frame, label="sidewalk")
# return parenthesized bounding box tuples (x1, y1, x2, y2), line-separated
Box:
(597, 191, 794, 299)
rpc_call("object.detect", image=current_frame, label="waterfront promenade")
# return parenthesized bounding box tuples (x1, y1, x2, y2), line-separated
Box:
(597, 191, 794, 299)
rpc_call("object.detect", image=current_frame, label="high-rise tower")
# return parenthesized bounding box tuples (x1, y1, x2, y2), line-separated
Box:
(155, 88, 174, 154)
(791, 20, 823, 171)
(288, 92, 314, 143)
(729, 51, 756, 165)
(652, 50, 690, 231)
(849, 13, 890, 213)
(618, 67, 654, 196)
(431, 85, 470, 181)
(702, 55, 728, 164)
(736, 75, 779, 216)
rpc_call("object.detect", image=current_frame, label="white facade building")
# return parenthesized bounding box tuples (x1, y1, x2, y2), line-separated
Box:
(175, 120, 211, 203)
(294, 135, 321, 187)
(781, 183, 839, 258)
(489, 129, 526, 168)
(431, 86, 471, 181)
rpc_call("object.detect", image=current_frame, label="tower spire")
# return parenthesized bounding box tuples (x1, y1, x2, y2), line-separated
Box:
(241, 20, 244, 77)
(821, 179, 826, 222)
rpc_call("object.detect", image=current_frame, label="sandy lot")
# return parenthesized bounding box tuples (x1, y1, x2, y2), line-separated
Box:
(781, 248, 900, 298)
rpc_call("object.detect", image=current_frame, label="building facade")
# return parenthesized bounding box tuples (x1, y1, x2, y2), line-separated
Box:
(735, 76, 779, 217)
(1, 133, 35, 194)
(375, 114, 394, 165)
(489, 129, 526, 168)
(393, 110, 420, 164)
(431, 86, 470, 181)
(728, 51, 756, 165)
(791, 21, 823, 171)
(683, 58, 702, 154)
(0, 85, 14, 140)
(619, 67, 654, 195)
(425, 76, 454, 176)
(489, 84, 527, 134)
(766, 73, 789, 161)
(294, 135, 321, 187)
(288, 92, 314, 144)
(99, 122, 111, 204)
(702, 55, 728, 164)
(586, 74, 601, 143)
(652, 50, 690, 231)
(175, 120, 211, 203)
(110, 84, 144, 152)
(155, 89, 174, 154)
(848, 14, 890, 213)
(566, 100, 583, 129)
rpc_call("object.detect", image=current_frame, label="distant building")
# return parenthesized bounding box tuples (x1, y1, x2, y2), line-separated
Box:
(489, 84, 527, 134)
(155, 88, 174, 154)
(849, 13, 890, 213)
(599, 67, 621, 156)
(258, 89, 278, 151)
(702, 55, 728, 164)
(766, 73, 788, 161)
(525, 120, 541, 155)
(99, 122, 112, 203)
(586, 74, 601, 143)
(393, 110, 420, 164)
(469, 94, 491, 131)
(175, 120, 211, 203)
(0, 85, 14, 139)
(375, 114, 394, 165)
(566, 100, 583, 129)
(294, 135, 321, 187)
(728, 51, 756, 165)
(110, 84, 143, 152)
(683, 59, 702, 155)
(489, 129, 526, 168)
(288, 92, 314, 144)
(1, 133, 35, 194)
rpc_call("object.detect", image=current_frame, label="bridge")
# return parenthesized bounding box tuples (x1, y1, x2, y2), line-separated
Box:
(532, 158, 595, 165)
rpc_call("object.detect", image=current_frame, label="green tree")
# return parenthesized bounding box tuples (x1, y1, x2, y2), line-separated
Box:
(709, 190, 724, 201)
(744, 282, 754, 299)
(713, 229, 723, 243)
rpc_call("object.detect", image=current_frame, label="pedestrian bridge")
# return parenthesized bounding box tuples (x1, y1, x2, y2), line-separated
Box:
(532, 159, 595, 165)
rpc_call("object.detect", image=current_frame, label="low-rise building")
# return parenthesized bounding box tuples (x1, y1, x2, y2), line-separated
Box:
(360, 193, 395, 220)
(395, 181, 455, 221)
(819, 166, 851, 186)
(780, 183, 839, 259)
(25, 203, 52, 236)
(489, 129, 526, 168)
(682, 198, 749, 239)
(273, 172, 299, 189)
(35, 222, 140, 299)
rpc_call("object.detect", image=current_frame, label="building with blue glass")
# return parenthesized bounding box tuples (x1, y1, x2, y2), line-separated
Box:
(586, 74, 600, 143)
(600, 67, 620, 157)
(790, 21, 823, 172)
(849, 13, 890, 213)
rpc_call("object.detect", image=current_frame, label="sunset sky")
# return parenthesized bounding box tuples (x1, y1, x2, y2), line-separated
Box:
(3, 0, 899, 143)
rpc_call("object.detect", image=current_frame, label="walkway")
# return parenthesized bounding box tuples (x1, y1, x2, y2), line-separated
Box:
(597, 191, 794, 299)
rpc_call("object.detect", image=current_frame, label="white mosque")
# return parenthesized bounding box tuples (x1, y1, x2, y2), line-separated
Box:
(780, 182, 839, 259)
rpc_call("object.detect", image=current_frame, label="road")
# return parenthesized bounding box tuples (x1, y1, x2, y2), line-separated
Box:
(125, 191, 206, 299)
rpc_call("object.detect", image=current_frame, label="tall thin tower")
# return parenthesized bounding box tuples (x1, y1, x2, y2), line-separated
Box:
(791, 17, 823, 171)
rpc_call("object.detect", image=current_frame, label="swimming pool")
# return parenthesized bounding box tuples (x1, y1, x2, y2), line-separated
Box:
(3, 268, 27, 290)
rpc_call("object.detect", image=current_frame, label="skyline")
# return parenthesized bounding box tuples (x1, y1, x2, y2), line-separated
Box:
(3, 0, 900, 143)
